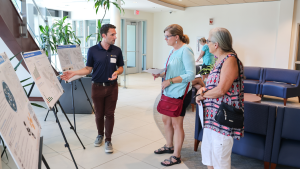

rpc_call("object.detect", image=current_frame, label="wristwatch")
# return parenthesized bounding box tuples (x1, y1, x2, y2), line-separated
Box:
(169, 78, 173, 84)
(115, 70, 119, 75)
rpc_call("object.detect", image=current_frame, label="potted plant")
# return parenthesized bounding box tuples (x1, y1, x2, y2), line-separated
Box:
(39, 16, 81, 57)
(86, 0, 125, 44)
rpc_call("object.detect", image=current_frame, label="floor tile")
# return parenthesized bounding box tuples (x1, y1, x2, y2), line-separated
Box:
(128, 142, 176, 169)
(62, 144, 125, 169)
(42, 154, 84, 169)
(128, 123, 164, 141)
(77, 125, 126, 140)
(114, 117, 150, 131)
(92, 155, 157, 169)
(112, 132, 153, 154)
(43, 132, 94, 154)
(42, 144, 60, 159)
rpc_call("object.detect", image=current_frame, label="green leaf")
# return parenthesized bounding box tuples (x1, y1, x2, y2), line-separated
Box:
(20, 77, 31, 83)
(23, 88, 28, 95)
(39, 25, 46, 35)
(14, 59, 23, 71)
(9, 52, 21, 61)
(112, 2, 121, 13)
(31, 103, 47, 109)
(23, 82, 33, 88)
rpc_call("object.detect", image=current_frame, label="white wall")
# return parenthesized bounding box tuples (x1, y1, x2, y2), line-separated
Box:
(153, 1, 287, 69)
(274, 0, 294, 69)
(121, 10, 154, 69)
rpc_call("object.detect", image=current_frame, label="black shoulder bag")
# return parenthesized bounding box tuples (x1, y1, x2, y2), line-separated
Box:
(214, 57, 244, 129)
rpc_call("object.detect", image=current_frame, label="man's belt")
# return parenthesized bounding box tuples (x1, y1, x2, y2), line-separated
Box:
(92, 81, 116, 87)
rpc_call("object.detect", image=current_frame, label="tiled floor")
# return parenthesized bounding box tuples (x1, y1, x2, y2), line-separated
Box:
(1, 73, 189, 169)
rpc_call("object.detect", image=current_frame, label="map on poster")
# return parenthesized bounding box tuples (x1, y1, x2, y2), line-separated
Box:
(0, 52, 41, 169)
(57, 45, 86, 82)
(23, 50, 64, 110)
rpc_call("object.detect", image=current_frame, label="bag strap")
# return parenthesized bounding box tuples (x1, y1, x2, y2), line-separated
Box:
(182, 82, 190, 100)
(164, 51, 173, 79)
(235, 56, 243, 108)
(163, 50, 190, 100)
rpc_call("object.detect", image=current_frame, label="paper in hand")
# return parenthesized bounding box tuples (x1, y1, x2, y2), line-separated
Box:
(143, 68, 165, 74)
(198, 102, 204, 127)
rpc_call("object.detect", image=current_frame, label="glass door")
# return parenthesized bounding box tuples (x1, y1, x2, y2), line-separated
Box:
(126, 21, 139, 74)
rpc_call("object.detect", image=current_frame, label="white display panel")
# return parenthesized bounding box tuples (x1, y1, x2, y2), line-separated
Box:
(23, 50, 64, 110)
(57, 45, 85, 82)
(0, 52, 41, 169)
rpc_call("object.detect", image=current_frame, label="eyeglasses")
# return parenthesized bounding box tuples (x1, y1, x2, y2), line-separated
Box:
(165, 35, 175, 40)
(206, 39, 214, 44)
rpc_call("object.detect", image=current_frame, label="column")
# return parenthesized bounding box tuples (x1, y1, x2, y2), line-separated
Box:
(274, 0, 294, 69)
(110, 0, 121, 47)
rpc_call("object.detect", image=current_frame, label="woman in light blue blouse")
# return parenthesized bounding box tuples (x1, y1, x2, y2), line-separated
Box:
(196, 37, 215, 80)
(153, 24, 195, 166)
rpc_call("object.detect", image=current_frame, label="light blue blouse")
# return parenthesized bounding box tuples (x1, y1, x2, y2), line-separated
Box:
(163, 44, 196, 98)
(202, 44, 214, 65)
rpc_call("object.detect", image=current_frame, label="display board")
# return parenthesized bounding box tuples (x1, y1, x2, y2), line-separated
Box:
(23, 50, 64, 110)
(0, 52, 41, 169)
(57, 45, 85, 82)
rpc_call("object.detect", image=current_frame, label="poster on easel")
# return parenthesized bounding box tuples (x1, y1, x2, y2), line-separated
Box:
(57, 45, 85, 82)
(0, 52, 41, 169)
(22, 50, 64, 110)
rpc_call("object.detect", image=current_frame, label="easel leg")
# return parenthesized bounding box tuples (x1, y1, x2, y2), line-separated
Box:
(42, 155, 50, 169)
(56, 101, 85, 149)
(71, 81, 76, 131)
(78, 79, 95, 113)
(52, 106, 79, 169)
(44, 110, 50, 121)
(0, 137, 8, 160)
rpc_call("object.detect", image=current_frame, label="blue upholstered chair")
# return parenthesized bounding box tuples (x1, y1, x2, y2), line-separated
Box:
(194, 104, 203, 151)
(244, 66, 263, 94)
(232, 101, 276, 169)
(260, 68, 300, 106)
(270, 106, 300, 169)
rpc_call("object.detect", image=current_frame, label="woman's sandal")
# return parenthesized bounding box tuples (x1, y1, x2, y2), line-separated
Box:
(154, 144, 174, 154)
(161, 156, 181, 166)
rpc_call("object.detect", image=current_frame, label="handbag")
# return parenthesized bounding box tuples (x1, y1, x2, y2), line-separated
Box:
(214, 56, 244, 128)
(157, 51, 190, 117)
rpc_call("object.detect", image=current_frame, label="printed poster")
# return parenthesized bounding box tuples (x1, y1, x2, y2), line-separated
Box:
(23, 50, 64, 110)
(0, 52, 41, 169)
(57, 45, 85, 82)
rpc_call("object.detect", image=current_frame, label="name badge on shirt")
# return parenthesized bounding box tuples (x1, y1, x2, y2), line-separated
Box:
(111, 58, 116, 63)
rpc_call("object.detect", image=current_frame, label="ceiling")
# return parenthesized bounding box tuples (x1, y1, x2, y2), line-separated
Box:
(33, 0, 280, 13)
(151, 0, 279, 8)
(33, 0, 175, 13)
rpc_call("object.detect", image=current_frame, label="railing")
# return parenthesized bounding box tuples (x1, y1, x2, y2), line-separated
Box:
(11, 0, 53, 49)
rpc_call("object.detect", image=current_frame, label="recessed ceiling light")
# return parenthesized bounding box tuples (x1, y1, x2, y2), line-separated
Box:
(133, 1, 137, 3)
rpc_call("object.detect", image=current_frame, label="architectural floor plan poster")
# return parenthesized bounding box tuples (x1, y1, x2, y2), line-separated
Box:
(23, 50, 64, 110)
(57, 45, 85, 82)
(0, 52, 41, 169)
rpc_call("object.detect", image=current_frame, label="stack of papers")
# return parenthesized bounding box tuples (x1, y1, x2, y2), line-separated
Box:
(143, 68, 165, 74)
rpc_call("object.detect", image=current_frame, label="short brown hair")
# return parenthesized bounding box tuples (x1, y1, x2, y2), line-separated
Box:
(199, 37, 206, 43)
(164, 24, 190, 44)
(100, 24, 116, 38)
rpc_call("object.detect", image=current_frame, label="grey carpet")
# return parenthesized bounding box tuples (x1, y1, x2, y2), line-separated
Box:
(153, 94, 300, 169)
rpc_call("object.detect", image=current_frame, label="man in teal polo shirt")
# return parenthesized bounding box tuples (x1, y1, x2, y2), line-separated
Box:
(61, 24, 124, 153)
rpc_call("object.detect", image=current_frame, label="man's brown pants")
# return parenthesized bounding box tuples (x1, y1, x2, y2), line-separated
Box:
(91, 83, 118, 142)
